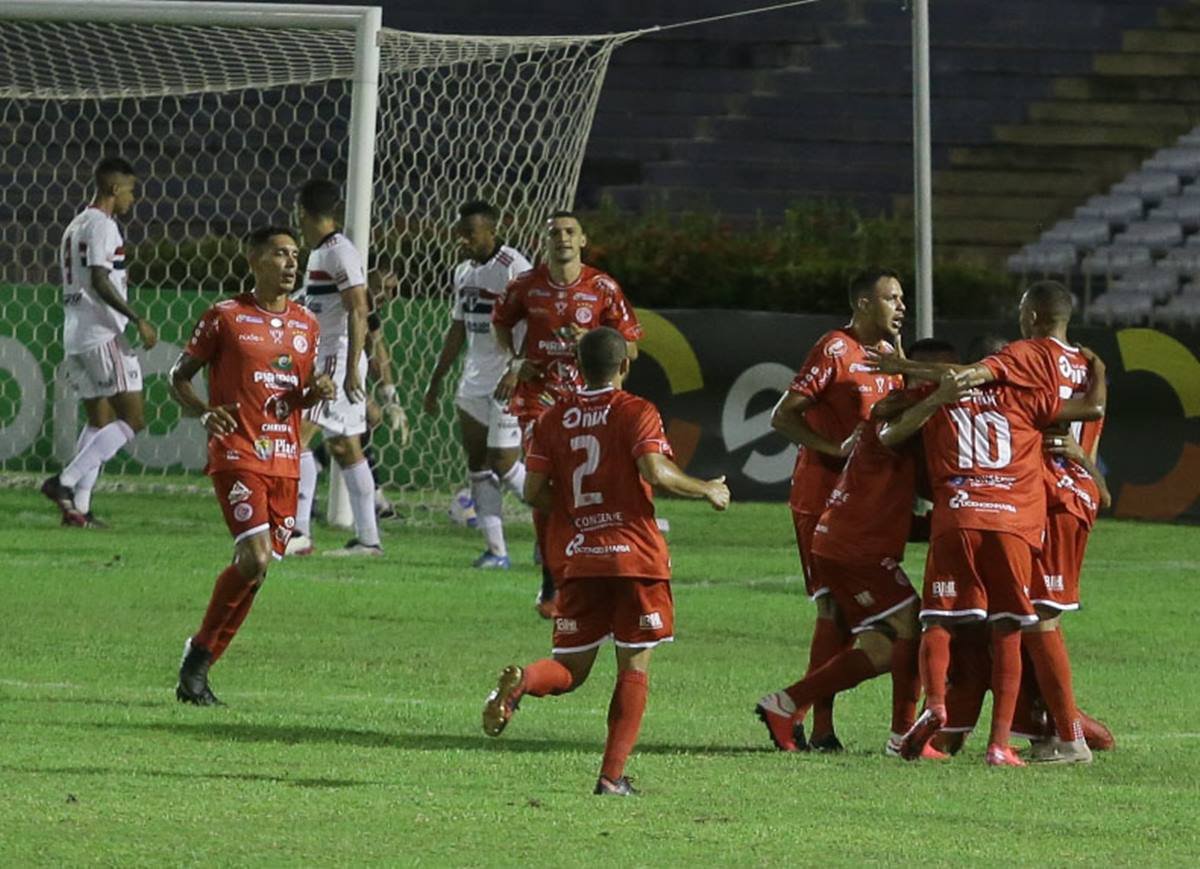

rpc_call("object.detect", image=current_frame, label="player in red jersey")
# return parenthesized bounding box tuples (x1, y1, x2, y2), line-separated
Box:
(877, 329, 1105, 765)
(481, 327, 729, 795)
(770, 268, 906, 750)
(756, 339, 961, 756)
(168, 226, 334, 705)
(491, 211, 643, 617)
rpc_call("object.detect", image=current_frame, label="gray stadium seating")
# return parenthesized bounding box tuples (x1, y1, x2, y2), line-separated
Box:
(1111, 172, 1181, 206)
(1074, 194, 1143, 228)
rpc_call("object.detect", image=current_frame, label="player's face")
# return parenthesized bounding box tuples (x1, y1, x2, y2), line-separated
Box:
(866, 276, 905, 337)
(251, 235, 300, 294)
(457, 214, 496, 262)
(111, 175, 137, 216)
(545, 217, 586, 264)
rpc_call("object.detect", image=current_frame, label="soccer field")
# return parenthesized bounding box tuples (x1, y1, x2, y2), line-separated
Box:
(2, 487, 1198, 865)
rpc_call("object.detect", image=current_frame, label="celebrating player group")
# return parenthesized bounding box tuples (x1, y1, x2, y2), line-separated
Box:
(42, 155, 1113, 795)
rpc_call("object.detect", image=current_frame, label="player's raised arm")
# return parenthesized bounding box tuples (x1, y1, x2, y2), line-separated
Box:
(878, 370, 972, 448)
(637, 454, 730, 511)
(1055, 348, 1107, 423)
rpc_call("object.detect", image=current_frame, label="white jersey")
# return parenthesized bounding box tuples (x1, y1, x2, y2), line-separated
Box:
(60, 206, 128, 353)
(452, 244, 531, 398)
(302, 231, 366, 350)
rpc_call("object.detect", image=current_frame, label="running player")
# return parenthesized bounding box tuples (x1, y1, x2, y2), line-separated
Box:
(481, 327, 729, 795)
(424, 201, 533, 567)
(169, 226, 333, 704)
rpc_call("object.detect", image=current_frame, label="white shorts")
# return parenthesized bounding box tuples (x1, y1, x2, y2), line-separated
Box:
(308, 349, 368, 437)
(65, 336, 143, 399)
(455, 393, 521, 449)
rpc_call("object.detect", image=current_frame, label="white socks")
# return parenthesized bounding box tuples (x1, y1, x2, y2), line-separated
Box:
(471, 469, 506, 556)
(60, 420, 134, 488)
(296, 450, 317, 536)
(70, 425, 101, 514)
(342, 459, 380, 547)
(499, 461, 526, 501)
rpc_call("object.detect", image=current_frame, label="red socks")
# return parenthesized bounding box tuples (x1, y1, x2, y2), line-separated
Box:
(1024, 627, 1083, 742)
(889, 637, 921, 734)
(210, 581, 262, 663)
(988, 626, 1022, 748)
(806, 616, 850, 735)
(601, 669, 649, 781)
(919, 625, 952, 709)
(194, 564, 256, 659)
(785, 648, 879, 712)
(520, 658, 575, 697)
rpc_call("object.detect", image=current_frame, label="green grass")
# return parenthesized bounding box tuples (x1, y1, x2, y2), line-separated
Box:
(1, 485, 1198, 866)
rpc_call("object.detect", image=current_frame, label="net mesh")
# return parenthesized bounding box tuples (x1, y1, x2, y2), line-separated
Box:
(0, 16, 626, 514)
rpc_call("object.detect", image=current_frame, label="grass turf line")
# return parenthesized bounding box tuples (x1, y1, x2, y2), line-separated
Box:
(1, 487, 1198, 865)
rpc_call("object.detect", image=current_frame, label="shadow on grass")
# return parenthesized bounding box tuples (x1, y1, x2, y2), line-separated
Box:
(0, 763, 373, 789)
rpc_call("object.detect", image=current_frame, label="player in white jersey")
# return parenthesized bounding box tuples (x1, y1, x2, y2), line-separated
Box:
(41, 156, 158, 527)
(289, 179, 383, 557)
(423, 201, 533, 568)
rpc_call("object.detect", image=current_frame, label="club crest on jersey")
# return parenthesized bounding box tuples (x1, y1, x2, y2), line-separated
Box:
(825, 338, 847, 357)
(293, 334, 309, 353)
(233, 502, 254, 523)
(574, 307, 593, 325)
(269, 328, 284, 344)
(254, 437, 275, 461)
(271, 354, 293, 371)
(555, 300, 569, 316)
(226, 481, 252, 504)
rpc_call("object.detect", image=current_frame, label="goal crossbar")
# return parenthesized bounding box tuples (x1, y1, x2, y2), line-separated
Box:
(0, 1, 377, 30)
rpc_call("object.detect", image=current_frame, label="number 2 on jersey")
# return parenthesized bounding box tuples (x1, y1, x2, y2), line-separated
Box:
(570, 434, 603, 508)
(948, 408, 1012, 470)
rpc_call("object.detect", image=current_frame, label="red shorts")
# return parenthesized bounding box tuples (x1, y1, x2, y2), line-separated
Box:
(922, 530, 1037, 626)
(812, 553, 918, 634)
(790, 510, 825, 599)
(1031, 510, 1089, 613)
(551, 578, 674, 653)
(211, 470, 298, 560)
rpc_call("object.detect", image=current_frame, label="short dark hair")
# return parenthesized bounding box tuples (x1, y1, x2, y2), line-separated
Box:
(908, 337, 959, 362)
(297, 178, 342, 220)
(459, 200, 498, 224)
(966, 334, 1008, 362)
(1023, 280, 1075, 324)
(548, 209, 579, 223)
(578, 326, 627, 383)
(245, 225, 296, 257)
(95, 156, 136, 188)
(848, 267, 901, 307)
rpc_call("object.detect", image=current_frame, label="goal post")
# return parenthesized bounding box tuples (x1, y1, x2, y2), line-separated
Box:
(0, 1, 630, 519)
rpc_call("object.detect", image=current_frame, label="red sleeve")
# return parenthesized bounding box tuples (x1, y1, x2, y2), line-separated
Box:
(185, 307, 221, 364)
(600, 284, 643, 342)
(524, 413, 553, 473)
(1025, 381, 1062, 429)
(630, 402, 674, 460)
(980, 341, 1050, 391)
(788, 335, 841, 401)
(491, 277, 525, 329)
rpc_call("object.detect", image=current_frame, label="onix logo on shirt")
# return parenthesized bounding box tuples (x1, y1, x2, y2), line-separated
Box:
(932, 580, 957, 598)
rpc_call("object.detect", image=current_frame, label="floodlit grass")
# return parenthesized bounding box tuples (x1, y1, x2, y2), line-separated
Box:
(1, 485, 1198, 865)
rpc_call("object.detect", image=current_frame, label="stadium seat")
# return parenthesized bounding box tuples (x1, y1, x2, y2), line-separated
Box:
(1079, 245, 1152, 312)
(1142, 148, 1200, 180)
(1149, 196, 1200, 231)
(1112, 172, 1182, 206)
(1086, 291, 1154, 326)
(1156, 294, 1200, 327)
(1074, 194, 1143, 228)
(1109, 267, 1178, 302)
(1156, 247, 1200, 278)
(1043, 218, 1110, 250)
(1177, 127, 1200, 148)
(1006, 242, 1077, 276)
(1112, 220, 1184, 253)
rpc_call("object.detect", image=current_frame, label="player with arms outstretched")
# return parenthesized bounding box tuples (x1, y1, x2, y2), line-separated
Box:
(423, 201, 533, 568)
(169, 226, 333, 705)
(770, 267, 906, 750)
(42, 156, 158, 527)
(481, 328, 729, 795)
(491, 211, 643, 615)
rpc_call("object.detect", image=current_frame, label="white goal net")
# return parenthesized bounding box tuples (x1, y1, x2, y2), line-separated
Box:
(0, 7, 630, 514)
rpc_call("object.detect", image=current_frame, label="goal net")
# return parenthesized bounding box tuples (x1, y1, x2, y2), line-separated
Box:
(0, 8, 630, 514)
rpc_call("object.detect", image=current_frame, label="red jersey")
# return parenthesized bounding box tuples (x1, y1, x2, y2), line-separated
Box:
(185, 293, 319, 478)
(1042, 337, 1104, 527)
(811, 413, 918, 565)
(923, 339, 1062, 549)
(787, 328, 900, 515)
(491, 264, 642, 422)
(525, 386, 672, 581)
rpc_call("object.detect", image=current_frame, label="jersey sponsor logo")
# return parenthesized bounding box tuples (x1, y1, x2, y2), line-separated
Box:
(1043, 574, 1065, 592)
(265, 394, 292, 421)
(1058, 354, 1087, 385)
(562, 405, 611, 429)
(238, 333, 264, 343)
(260, 422, 289, 433)
(639, 612, 664, 630)
(226, 481, 252, 504)
(292, 334, 309, 353)
(271, 354, 293, 371)
(536, 338, 572, 355)
(949, 474, 1015, 490)
(564, 533, 632, 558)
(274, 439, 298, 459)
(593, 277, 617, 293)
(572, 292, 598, 302)
(269, 318, 283, 327)
(225, 450, 241, 461)
(554, 617, 579, 634)
(574, 510, 625, 531)
(848, 362, 873, 373)
(947, 489, 1018, 513)
(253, 370, 300, 389)
(287, 319, 310, 330)
(825, 338, 847, 358)
(554, 300, 569, 316)
(64, 292, 84, 306)
(931, 579, 957, 598)
(233, 502, 254, 523)
(236, 314, 264, 324)
(529, 288, 551, 298)
(574, 307, 593, 325)
(854, 591, 875, 607)
(253, 437, 274, 461)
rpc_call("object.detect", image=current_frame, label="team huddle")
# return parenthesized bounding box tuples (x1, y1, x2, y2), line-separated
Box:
(41, 157, 1112, 795)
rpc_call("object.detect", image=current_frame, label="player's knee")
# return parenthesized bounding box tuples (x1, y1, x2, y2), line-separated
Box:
(854, 630, 893, 672)
(234, 542, 271, 578)
(487, 449, 516, 476)
(888, 604, 920, 641)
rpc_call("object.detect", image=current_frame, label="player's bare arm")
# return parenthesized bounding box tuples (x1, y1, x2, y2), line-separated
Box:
(169, 351, 238, 436)
(90, 265, 157, 349)
(492, 322, 540, 399)
(878, 370, 973, 448)
(1046, 433, 1112, 509)
(636, 453, 730, 510)
(771, 392, 858, 458)
(522, 468, 554, 512)
(341, 283, 369, 403)
(423, 320, 467, 414)
(1056, 350, 1107, 422)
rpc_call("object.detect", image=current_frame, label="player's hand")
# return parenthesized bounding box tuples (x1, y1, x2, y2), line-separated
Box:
(1078, 345, 1106, 376)
(836, 424, 864, 458)
(863, 347, 906, 375)
(1044, 432, 1086, 464)
(422, 382, 441, 416)
(705, 475, 730, 511)
(313, 373, 337, 401)
(558, 323, 587, 344)
(933, 369, 976, 403)
(137, 319, 159, 350)
(384, 401, 412, 447)
(494, 369, 518, 401)
(200, 403, 238, 437)
(343, 371, 365, 404)
(513, 358, 542, 383)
